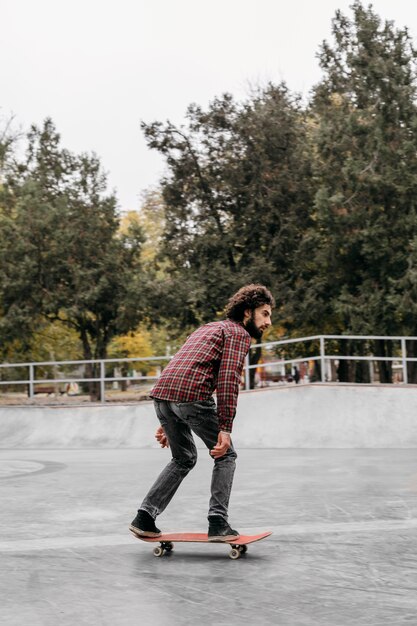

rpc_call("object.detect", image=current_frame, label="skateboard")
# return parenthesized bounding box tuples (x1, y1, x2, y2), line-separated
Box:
(129, 530, 272, 560)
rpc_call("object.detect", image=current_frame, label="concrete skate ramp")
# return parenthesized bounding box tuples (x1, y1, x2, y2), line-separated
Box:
(1, 384, 417, 448)
(0, 404, 157, 449)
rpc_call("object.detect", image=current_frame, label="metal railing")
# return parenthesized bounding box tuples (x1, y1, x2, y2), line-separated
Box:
(243, 334, 417, 389)
(1, 334, 417, 404)
(0, 355, 172, 403)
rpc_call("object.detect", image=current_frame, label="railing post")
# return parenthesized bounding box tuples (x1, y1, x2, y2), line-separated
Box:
(244, 354, 250, 390)
(100, 360, 106, 403)
(28, 364, 34, 399)
(401, 338, 408, 384)
(320, 336, 326, 382)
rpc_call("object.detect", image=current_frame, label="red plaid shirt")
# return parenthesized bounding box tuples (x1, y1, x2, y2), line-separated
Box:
(150, 319, 251, 433)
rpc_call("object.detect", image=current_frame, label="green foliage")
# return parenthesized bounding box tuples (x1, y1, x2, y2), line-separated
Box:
(4, 1, 417, 386)
(286, 2, 417, 342)
(0, 119, 150, 396)
(142, 84, 314, 329)
(0, 115, 18, 180)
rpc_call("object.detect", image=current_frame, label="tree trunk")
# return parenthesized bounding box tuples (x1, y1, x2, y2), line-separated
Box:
(310, 359, 322, 382)
(354, 359, 371, 383)
(80, 328, 101, 401)
(249, 345, 262, 389)
(354, 340, 371, 384)
(374, 339, 393, 384)
(337, 340, 354, 382)
(406, 340, 417, 383)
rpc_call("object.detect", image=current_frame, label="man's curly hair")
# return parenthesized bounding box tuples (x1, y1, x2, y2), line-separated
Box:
(225, 284, 275, 322)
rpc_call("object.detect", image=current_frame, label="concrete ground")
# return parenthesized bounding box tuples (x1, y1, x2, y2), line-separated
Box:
(1, 447, 417, 626)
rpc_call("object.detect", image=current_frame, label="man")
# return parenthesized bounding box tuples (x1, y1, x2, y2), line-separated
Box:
(129, 284, 274, 542)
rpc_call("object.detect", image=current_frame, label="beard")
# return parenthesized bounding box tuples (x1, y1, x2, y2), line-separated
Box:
(244, 313, 263, 340)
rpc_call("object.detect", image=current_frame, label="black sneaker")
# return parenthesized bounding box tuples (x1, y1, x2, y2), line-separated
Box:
(208, 515, 240, 542)
(129, 510, 161, 538)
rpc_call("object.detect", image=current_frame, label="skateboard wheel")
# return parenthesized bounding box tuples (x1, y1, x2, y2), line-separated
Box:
(153, 546, 164, 557)
(229, 548, 241, 560)
(162, 541, 174, 551)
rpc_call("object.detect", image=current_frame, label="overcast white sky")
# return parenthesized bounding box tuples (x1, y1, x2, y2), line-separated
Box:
(2, 0, 416, 211)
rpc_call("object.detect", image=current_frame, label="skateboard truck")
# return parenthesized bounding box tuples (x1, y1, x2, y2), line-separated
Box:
(152, 540, 248, 560)
(153, 541, 174, 558)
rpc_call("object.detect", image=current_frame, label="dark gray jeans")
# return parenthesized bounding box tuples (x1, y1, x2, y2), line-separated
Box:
(139, 398, 237, 521)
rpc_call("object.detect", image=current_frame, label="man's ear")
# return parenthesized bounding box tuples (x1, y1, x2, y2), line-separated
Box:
(243, 309, 251, 323)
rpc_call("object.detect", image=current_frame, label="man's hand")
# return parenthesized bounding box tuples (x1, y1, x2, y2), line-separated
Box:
(210, 431, 231, 459)
(155, 426, 169, 448)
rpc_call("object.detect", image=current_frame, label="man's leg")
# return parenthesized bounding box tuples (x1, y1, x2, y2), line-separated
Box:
(132, 400, 198, 535)
(175, 399, 237, 522)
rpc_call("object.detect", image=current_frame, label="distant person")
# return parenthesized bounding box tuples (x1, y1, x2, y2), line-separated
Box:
(129, 284, 274, 542)
(293, 366, 300, 384)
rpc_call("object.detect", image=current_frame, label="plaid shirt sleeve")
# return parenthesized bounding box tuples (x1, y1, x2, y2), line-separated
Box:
(216, 330, 251, 433)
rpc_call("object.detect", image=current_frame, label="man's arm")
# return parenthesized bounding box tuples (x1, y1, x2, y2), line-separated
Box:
(215, 331, 251, 434)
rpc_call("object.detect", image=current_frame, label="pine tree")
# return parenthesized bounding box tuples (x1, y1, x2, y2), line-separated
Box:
(288, 2, 417, 381)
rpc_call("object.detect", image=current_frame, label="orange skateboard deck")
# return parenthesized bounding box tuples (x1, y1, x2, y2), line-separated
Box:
(129, 530, 272, 560)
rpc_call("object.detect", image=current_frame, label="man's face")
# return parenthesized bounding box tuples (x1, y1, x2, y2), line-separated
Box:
(243, 304, 272, 339)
